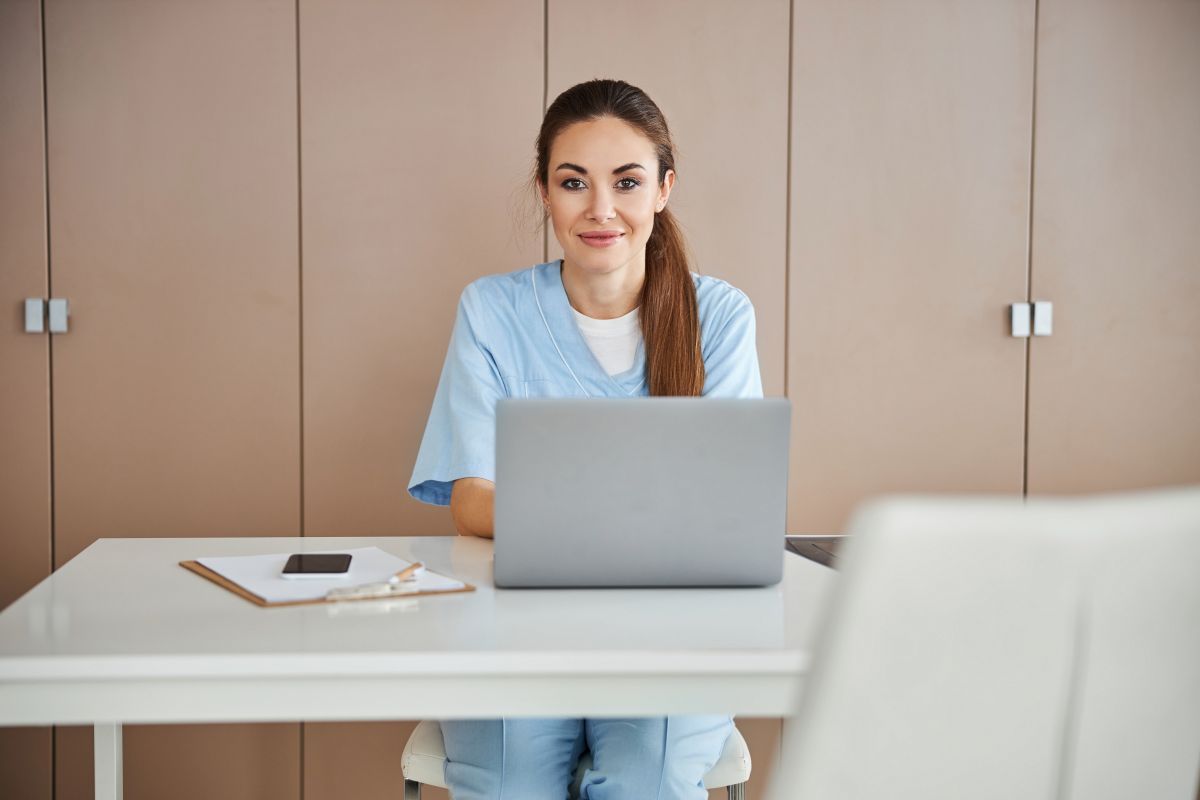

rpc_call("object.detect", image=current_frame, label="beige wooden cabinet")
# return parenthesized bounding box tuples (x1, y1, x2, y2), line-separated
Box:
(1026, 0, 1200, 494)
(544, 3, 793, 796)
(1, 1, 1197, 799)
(0, 3, 54, 799)
(297, 2, 543, 799)
(787, 0, 1037, 535)
(40, 1, 303, 798)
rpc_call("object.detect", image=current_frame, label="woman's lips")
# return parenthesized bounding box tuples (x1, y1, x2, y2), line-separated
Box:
(579, 232, 624, 248)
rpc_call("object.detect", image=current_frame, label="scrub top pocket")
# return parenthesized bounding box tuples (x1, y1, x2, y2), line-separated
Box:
(502, 375, 579, 398)
(520, 379, 558, 398)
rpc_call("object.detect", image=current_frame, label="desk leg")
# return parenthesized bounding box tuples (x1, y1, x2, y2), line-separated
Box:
(94, 723, 123, 800)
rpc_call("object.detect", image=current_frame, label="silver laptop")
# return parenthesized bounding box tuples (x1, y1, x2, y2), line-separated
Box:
(493, 398, 790, 588)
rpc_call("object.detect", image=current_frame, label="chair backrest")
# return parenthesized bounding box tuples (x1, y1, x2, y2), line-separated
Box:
(767, 487, 1200, 800)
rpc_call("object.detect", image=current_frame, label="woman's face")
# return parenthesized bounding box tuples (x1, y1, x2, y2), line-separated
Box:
(540, 116, 674, 280)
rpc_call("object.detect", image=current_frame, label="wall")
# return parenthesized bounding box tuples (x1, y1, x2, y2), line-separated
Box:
(2, 1, 1197, 798)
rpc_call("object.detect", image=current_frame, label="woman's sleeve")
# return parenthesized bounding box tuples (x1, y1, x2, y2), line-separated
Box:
(702, 290, 764, 400)
(408, 285, 507, 506)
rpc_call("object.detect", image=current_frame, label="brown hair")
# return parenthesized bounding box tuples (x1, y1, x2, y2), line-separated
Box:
(534, 79, 704, 396)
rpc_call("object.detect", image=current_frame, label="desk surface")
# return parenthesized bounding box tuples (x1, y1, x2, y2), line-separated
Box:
(0, 536, 836, 725)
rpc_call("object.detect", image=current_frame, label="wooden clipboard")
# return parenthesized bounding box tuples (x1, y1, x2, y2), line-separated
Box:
(180, 560, 475, 608)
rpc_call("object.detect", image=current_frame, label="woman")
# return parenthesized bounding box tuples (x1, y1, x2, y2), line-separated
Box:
(409, 79, 761, 799)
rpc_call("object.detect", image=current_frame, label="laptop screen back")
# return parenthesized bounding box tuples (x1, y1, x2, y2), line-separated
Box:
(493, 397, 790, 588)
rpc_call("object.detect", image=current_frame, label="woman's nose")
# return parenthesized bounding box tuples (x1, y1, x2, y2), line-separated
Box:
(586, 187, 616, 222)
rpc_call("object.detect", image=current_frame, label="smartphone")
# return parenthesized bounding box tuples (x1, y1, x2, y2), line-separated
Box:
(281, 553, 352, 579)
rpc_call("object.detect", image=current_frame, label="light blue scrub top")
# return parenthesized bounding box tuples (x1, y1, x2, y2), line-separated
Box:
(408, 260, 763, 506)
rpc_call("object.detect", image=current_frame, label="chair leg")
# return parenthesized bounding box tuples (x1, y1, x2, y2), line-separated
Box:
(403, 779, 422, 800)
(726, 781, 746, 800)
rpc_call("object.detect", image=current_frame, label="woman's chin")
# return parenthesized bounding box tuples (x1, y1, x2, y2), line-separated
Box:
(562, 250, 637, 278)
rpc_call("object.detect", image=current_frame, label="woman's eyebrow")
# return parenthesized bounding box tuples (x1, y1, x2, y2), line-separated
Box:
(555, 162, 646, 175)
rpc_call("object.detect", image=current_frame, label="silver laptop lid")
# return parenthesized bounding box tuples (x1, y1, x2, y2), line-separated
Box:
(494, 397, 790, 588)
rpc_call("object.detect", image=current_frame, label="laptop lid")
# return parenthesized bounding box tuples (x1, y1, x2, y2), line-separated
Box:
(493, 397, 790, 588)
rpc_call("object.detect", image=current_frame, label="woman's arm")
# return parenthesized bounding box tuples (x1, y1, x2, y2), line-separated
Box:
(701, 289, 763, 398)
(450, 477, 495, 538)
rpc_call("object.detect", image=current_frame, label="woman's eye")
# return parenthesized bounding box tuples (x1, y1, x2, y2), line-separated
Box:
(559, 177, 641, 192)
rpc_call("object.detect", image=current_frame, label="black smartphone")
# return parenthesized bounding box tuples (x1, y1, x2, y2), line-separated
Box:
(281, 553, 352, 578)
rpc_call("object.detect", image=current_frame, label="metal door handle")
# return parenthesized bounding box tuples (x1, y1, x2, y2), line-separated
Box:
(1010, 302, 1031, 338)
(1033, 301, 1053, 336)
(48, 298, 69, 333)
(24, 298, 45, 333)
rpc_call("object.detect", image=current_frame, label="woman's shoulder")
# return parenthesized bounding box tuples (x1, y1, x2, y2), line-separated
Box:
(692, 272, 755, 323)
(458, 262, 553, 312)
(464, 263, 539, 296)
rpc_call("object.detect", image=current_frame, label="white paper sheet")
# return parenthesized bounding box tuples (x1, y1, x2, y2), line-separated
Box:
(194, 546, 465, 604)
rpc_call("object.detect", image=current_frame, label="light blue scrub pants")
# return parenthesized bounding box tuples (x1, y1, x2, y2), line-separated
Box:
(441, 715, 733, 800)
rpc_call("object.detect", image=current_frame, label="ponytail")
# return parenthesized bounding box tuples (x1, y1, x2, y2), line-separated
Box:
(642, 207, 704, 395)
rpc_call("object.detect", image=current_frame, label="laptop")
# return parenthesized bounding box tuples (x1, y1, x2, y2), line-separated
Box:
(493, 397, 790, 588)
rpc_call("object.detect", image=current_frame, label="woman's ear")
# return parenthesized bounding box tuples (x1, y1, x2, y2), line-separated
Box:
(656, 169, 676, 212)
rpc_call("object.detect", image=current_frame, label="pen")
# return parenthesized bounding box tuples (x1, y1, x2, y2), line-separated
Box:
(389, 561, 425, 583)
(326, 562, 425, 601)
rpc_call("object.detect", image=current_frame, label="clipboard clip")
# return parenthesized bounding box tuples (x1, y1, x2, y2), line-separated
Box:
(325, 561, 426, 602)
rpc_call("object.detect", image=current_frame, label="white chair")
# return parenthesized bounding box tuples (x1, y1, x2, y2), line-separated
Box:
(766, 487, 1200, 800)
(402, 718, 752, 799)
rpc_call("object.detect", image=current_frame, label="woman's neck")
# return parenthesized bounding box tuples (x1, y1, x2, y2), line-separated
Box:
(560, 257, 645, 320)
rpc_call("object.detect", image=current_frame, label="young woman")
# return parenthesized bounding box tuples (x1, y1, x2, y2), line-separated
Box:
(409, 79, 761, 799)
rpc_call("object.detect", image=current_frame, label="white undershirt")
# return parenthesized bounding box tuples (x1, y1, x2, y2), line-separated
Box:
(571, 306, 642, 376)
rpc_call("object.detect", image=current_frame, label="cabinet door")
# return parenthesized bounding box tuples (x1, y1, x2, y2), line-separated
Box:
(44, 1, 301, 798)
(1027, 0, 1200, 494)
(788, 0, 1036, 533)
(0, 2, 54, 798)
(299, 0, 544, 539)
(547, 4, 791, 797)
(546, 0, 790, 399)
(298, 2, 542, 799)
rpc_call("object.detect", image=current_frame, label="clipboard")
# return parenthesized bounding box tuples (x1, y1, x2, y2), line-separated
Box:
(180, 554, 475, 608)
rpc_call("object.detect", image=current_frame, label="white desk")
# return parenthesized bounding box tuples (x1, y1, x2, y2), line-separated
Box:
(0, 536, 837, 799)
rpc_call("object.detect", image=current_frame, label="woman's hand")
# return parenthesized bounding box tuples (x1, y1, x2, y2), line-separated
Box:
(450, 478, 495, 538)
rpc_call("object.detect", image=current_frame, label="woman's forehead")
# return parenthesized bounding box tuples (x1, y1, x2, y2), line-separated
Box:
(550, 117, 658, 170)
